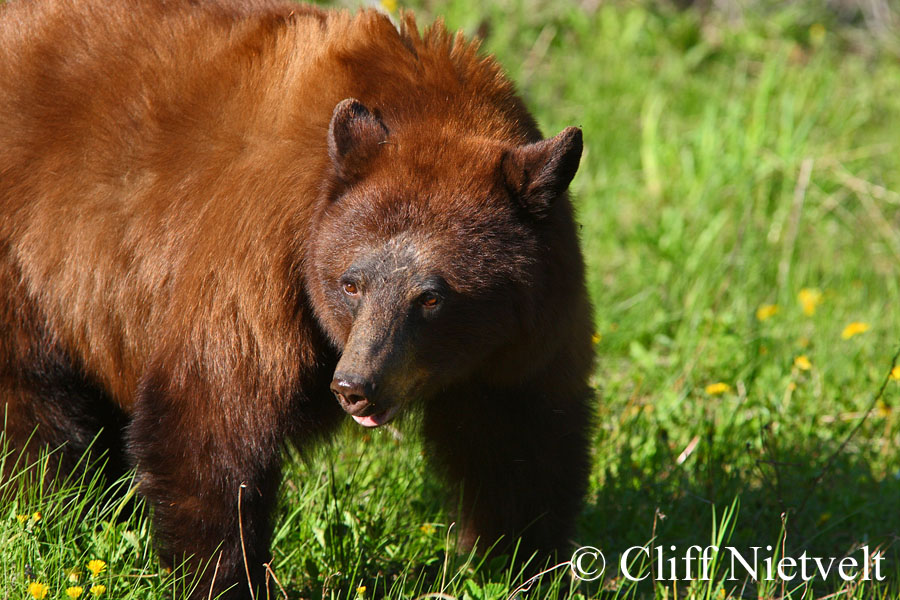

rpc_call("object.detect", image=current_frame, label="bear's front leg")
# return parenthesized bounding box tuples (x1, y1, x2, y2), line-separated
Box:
(127, 368, 285, 600)
(423, 377, 594, 566)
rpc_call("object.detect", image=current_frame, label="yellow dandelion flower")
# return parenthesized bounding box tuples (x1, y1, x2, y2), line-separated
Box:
(809, 23, 826, 46)
(16, 514, 28, 524)
(28, 582, 49, 600)
(86, 560, 107, 577)
(705, 382, 731, 395)
(420, 523, 436, 535)
(356, 585, 367, 596)
(756, 304, 778, 321)
(841, 322, 869, 339)
(90, 585, 106, 597)
(890, 366, 900, 381)
(798, 288, 822, 316)
(67, 587, 84, 599)
(794, 355, 812, 371)
(32, 511, 42, 522)
(380, 0, 397, 13)
(591, 332, 602, 344)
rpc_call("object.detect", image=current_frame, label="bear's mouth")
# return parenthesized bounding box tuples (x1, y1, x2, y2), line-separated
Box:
(330, 376, 404, 428)
(351, 403, 400, 428)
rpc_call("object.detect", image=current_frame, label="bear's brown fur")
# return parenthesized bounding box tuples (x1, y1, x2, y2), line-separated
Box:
(0, 0, 594, 597)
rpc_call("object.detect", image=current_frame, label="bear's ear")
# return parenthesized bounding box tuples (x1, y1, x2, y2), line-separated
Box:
(501, 127, 583, 218)
(328, 98, 389, 183)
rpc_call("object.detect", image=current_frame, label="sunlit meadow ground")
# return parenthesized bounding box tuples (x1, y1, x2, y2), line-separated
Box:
(2, 0, 899, 598)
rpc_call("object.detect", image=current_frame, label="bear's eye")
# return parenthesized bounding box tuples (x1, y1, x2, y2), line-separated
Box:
(419, 292, 441, 309)
(342, 281, 359, 296)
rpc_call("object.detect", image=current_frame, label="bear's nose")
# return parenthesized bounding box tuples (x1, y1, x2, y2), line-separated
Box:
(330, 375, 376, 415)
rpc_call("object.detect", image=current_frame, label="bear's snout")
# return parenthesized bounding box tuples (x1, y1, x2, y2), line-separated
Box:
(331, 374, 376, 415)
(331, 374, 402, 428)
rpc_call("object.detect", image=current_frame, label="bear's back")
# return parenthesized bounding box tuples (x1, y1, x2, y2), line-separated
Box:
(0, 0, 543, 407)
(0, 0, 348, 404)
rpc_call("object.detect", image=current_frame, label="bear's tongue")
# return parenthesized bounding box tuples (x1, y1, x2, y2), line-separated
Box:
(352, 405, 397, 428)
(352, 414, 384, 427)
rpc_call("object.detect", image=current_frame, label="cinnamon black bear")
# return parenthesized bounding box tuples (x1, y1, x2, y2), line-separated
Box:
(0, 0, 594, 597)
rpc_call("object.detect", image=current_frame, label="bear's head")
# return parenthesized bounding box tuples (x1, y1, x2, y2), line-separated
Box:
(306, 99, 583, 427)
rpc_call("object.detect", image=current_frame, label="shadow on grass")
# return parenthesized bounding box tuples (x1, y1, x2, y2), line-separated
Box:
(579, 430, 900, 596)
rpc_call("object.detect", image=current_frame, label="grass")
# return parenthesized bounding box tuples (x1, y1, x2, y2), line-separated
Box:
(3, 0, 900, 598)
